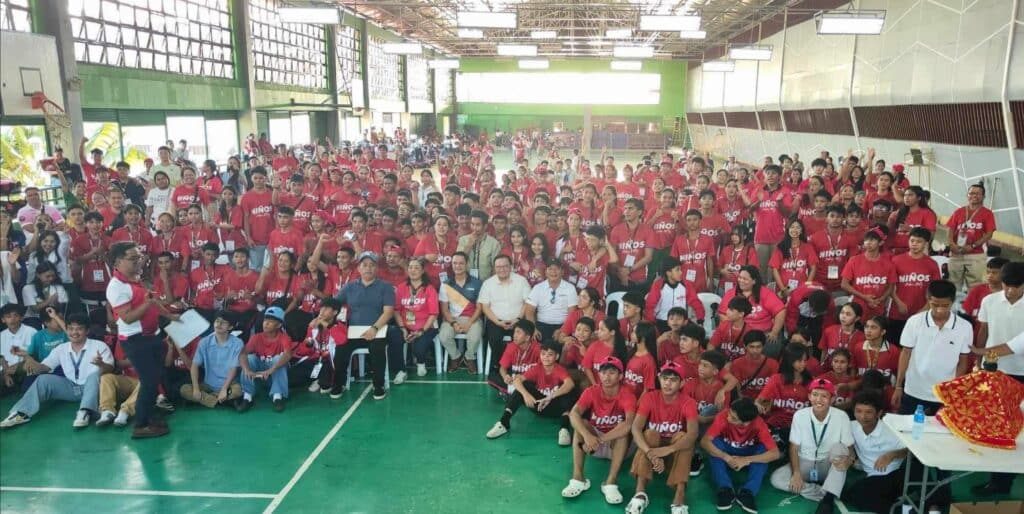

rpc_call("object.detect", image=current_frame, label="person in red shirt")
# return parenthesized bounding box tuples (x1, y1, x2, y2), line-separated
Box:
(888, 227, 941, 342)
(486, 342, 577, 444)
(769, 219, 818, 301)
(581, 317, 628, 385)
(815, 348, 856, 409)
(710, 297, 752, 362)
(340, 209, 383, 257)
(626, 360, 700, 514)
(240, 167, 275, 270)
(274, 175, 315, 234)
(887, 186, 937, 255)
(818, 302, 865, 372)
(697, 191, 731, 248)
(798, 190, 830, 236)
(700, 397, 781, 512)
(623, 322, 659, 399)
(783, 284, 836, 344)
(257, 251, 303, 313)
(168, 167, 210, 219)
(212, 187, 247, 257)
(574, 226, 617, 298)
(945, 182, 996, 290)
(189, 243, 226, 321)
(152, 252, 189, 309)
(841, 228, 896, 321)
(609, 198, 656, 293)
(717, 226, 758, 296)
(221, 248, 260, 336)
(656, 308, 690, 363)
(237, 307, 293, 412)
(562, 355, 637, 504)
(264, 206, 305, 271)
(670, 210, 716, 294)
(414, 215, 458, 284)
(288, 298, 345, 393)
(742, 165, 791, 273)
(393, 258, 440, 378)
(684, 349, 731, 429)
(183, 205, 218, 271)
(149, 212, 189, 274)
(489, 319, 542, 394)
(70, 211, 111, 301)
(670, 324, 706, 384)
(717, 266, 787, 346)
(756, 343, 812, 446)
(724, 331, 779, 400)
(850, 316, 898, 381)
(809, 205, 859, 293)
(109, 204, 153, 258)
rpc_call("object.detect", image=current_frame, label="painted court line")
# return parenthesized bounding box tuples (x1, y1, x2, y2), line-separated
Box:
(0, 486, 275, 499)
(402, 379, 487, 385)
(263, 385, 372, 514)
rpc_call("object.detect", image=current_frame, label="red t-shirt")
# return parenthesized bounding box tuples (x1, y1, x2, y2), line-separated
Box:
(647, 209, 679, 250)
(499, 341, 542, 375)
(70, 234, 110, 292)
(752, 186, 792, 245)
(575, 385, 637, 433)
(757, 374, 810, 429)
(581, 341, 614, 373)
(222, 268, 259, 312)
(395, 283, 440, 332)
(716, 197, 748, 226)
(609, 222, 656, 282)
(671, 352, 703, 382)
(182, 225, 218, 262)
(414, 234, 458, 283)
(245, 330, 292, 359)
(150, 230, 190, 269)
(637, 392, 698, 438)
(560, 308, 605, 336)
(188, 264, 226, 310)
(850, 341, 899, 380)
(728, 355, 778, 399)
(296, 274, 325, 314)
(623, 352, 658, 399)
(267, 228, 306, 261)
(818, 325, 865, 371)
(574, 246, 610, 297)
(670, 234, 716, 293)
(329, 190, 363, 228)
(170, 184, 210, 211)
(278, 192, 315, 234)
(809, 229, 859, 292)
(887, 208, 937, 254)
(946, 206, 996, 254)
(888, 253, 941, 321)
(152, 272, 189, 301)
(683, 377, 729, 413)
(769, 244, 818, 290)
(241, 189, 275, 245)
(699, 212, 732, 247)
(326, 265, 360, 296)
(521, 364, 570, 397)
(816, 371, 856, 407)
(110, 225, 154, 255)
(705, 409, 777, 451)
(717, 289, 785, 332)
(717, 245, 759, 294)
(709, 322, 750, 362)
(841, 253, 897, 320)
(784, 282, 836, 335)
(262, 272, 303, 306)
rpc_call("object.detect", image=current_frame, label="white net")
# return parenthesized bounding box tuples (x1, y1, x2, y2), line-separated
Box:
(40, 100, 72, 153)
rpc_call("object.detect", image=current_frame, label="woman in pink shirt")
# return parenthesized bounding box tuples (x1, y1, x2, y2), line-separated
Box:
(718, 265, 786, 349)
(394, 258, 440, 377)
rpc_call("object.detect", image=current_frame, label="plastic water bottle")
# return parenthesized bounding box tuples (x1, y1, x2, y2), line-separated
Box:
(912, 405, 925, 440)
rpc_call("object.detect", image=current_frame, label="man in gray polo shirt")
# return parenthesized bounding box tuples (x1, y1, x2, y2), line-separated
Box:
(331, 251, 402, 401)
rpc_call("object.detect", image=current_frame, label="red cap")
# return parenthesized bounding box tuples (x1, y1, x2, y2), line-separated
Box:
(810, 378, 836, 397)
(597, 356, 624, 373)
(659, 360, 685, 377)
(892, 164, 905, 173)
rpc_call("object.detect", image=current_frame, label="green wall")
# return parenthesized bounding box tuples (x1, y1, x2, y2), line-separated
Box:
(455, 58, 686, 132)
(79, 64, 248, 111)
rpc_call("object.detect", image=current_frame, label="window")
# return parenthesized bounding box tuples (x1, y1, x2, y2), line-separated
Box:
(205, 118, 238, 164)
(83, 120, 123, 163)
(166, 115, 207, 162)
(406, 56, 430, 103)
(434, 69, 453, 111)
(335, 24, 361, 96)
(0, 0, 31, 32)
(367, 35, 401, 101)
(268, 115, 292, 146)
(121, 124, 167, 173)
(68, 0, 234, 79)
(249, 0, 327, 89)
(456, 72, 661, 105)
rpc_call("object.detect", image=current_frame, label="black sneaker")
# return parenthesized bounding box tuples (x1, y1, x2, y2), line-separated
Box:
(690, 452, 704, 476)
(372, 387, 387, 400)
(329, 386, 346, 399)
(716, 487, 735, 511)
(272, 398, 285, 412)
(234, 399, 253, 413)
(735, 488, 758, 514)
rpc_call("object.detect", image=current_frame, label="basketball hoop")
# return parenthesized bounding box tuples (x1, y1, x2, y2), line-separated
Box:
(31, 92, 72, 129)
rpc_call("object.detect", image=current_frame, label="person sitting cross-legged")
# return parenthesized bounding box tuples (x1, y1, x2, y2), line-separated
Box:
(626, 360, 700, 514)
(700, 397, 781, 514)
(96, 338, 140, 427)
(0, 314, 113, 430)
(181, 311, 244, 408)
(561, 356, 637, 505)
(237, 306, 292, 413)
(486, 341, 577, 445)
(840, 391, 907, 514)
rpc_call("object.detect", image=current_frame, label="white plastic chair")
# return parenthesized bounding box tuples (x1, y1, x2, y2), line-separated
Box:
(605, 291, 626, 317)
(434, 333, 487, 376)
(931, 256, 949, 279)
(697, 292, 722, 334)
(833, 295, 853, 308)
(483, 335, 511, 373)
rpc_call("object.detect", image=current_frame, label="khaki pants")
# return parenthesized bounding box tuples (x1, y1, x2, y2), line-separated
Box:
(948, 252, 987, 291)
(630, 429, 694, 488)
(180, 382, 242, 408)
(438, 317, 482, 360)
(99, 374, 139, 415)
(769, 443, 849, 501)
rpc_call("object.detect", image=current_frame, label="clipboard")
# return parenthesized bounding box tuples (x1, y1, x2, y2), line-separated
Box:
(347, 325, 388, 340)
(165, 309, 210, 348)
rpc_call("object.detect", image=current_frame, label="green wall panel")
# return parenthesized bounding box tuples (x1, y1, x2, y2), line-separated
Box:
(253, 86, 335, 111)
(78, 64, 247, 111)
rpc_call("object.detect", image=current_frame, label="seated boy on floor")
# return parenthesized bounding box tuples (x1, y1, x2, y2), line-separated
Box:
(561, 356, 636, 506)
(181, 311, 244, 408)
(486, 341, 577, 446)
(681, 349, 730, 477)
(700, 397, 781, 514)
(237, 306, 292, 413)
(625, 360, 699, 514)
(289, 298, 346, 394)
(488, 319, 541, 395)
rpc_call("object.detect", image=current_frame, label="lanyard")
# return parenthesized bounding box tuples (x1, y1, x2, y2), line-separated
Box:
(810, 418, 830, 460)
(825, 230, 841, 251)
(69, 348, 86, 381)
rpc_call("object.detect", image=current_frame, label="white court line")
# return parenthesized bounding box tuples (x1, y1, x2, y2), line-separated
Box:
(263, 385, 372, 514)
(402, 379, 487, 385)
(0, 486, 275, 499)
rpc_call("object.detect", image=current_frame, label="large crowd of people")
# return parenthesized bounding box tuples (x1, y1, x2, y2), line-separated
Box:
(0, 128, 1022, 514)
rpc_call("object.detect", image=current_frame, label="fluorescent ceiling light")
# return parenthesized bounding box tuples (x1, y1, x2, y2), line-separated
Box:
(428, 59, 461, 69)
(816, 10, 886, 35)
(702, 60, 735, 72)
(278, 7, 340, 24)
(382, 42, 422, 55)
(497, 44, 537, 56)
(610, 60, 642, 71)
(729, 44, 772, 60)
(458, 28, 484, 39)
(457, 11, 517, 29)
(605, 28, 633, 39)
(639, 15, 701, 32)
(518, 59, 549, 69)
(530, 30, 557, 39)
(613, 45, 654, 58)
(679, 30, 706, 39)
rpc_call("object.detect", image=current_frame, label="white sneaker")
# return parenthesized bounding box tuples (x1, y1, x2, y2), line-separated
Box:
(307, 382, 321, 393)
(114, 411, 129, 426)
(558, 428, 572, 446)
(72, 410, 90, 428)
(393, 370, 408, 385)
(416, 363, 427, 377)
(96, 410, 116, 427)
(486, 422, 509, 439)
(0, 412, 30, 429)
(670, 504, 689, 514)
(155, 394, 175, 412)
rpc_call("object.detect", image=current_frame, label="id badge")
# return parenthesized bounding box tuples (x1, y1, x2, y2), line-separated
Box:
(569, 274, 579, 285)
(827, 265, 839, 280)
(724, 281, 734, 293)
(92, 269, 105, 282)
(338, 306, 348, 323)
(191, 260, 200, 271)
(577, 277, 588, 289)
(405, 310, 417, 325)
(956, 230, 968, 247)
(225, 240, 235, 252)
(470, 269, 480, 279)
(439, 271, 449, 283)
(808, 468, 819, 483)
(310, 361, 323, 379)
(788, 279, 799, 291)
(685, 269, 697, 282)
(623, 255, 636, 268)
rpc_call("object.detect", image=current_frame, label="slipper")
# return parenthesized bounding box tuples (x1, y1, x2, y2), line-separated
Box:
(625, 493, 649, 514)
(561, 478, 591, 498)
(601, 484, 624, 505)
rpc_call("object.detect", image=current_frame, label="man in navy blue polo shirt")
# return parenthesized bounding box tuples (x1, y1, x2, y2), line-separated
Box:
(331, 251, 402, 400)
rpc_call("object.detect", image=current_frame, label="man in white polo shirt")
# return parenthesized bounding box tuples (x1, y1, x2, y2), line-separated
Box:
(525, 258, 578, 346)
(0, 314, 112, 430)
(841, 391, 907, 514)
(479, 254, 531, 372)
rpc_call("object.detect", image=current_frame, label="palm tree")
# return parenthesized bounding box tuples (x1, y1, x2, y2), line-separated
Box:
(0, 125, 47, 186)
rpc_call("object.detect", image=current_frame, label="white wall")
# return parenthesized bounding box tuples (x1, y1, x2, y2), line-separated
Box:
(687, 0, 1024, 241)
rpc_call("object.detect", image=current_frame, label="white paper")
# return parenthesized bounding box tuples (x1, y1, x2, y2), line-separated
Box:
(347, 325, 388, 340)
(165, 309, 210, 349)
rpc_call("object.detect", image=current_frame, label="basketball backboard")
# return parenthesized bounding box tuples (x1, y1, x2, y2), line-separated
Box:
(0, 31, 64, 116)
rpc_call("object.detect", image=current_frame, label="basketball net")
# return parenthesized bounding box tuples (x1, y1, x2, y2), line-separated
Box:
(31, 92, 72, 153)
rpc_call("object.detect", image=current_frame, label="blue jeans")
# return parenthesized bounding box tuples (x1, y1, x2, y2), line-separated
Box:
(409, 328, 439, 364)
(241, 354, 289, 399)
(11, 372, 100, 417)
(249, 245, 267, 271)
(709, 438, 770, 495)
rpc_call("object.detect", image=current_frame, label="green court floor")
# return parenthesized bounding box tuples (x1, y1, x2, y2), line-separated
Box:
(0, 376, 1019, 514)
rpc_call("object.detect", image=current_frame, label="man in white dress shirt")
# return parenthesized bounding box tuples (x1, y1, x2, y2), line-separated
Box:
(479, 254, 531, 371)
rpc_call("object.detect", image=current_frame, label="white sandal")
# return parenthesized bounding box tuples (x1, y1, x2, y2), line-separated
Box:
(625, 493, 649, 514)
(601, 484, 624, 505)
(561, 478, 591, 498)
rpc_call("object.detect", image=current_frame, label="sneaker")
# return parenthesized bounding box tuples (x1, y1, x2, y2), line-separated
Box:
(735, 488, 758, 514)
(0, 412, 30, 429)
(690, 452, 704, 476)
(96, 410, 116, 427)
(72, 409, 91, 428)
(114, 411, 129, 426)
(716, 488, 735, 511)
(319, 384, 332, 395)
(329, 387, 346, 399)
(131, 424, 169, 439)
(447, 358, 461, 372)
(486, 422, 509, 439)
(393, 370, 408, 385)
(557, 428, 572, 446)
(416, 363, 427, 377)
(155, 395, 175, 412)
(234, 399, 253, 413)
(372, 387, 388, 400)
(273, 398, 286, 413)
(307, 382, 321, 393)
